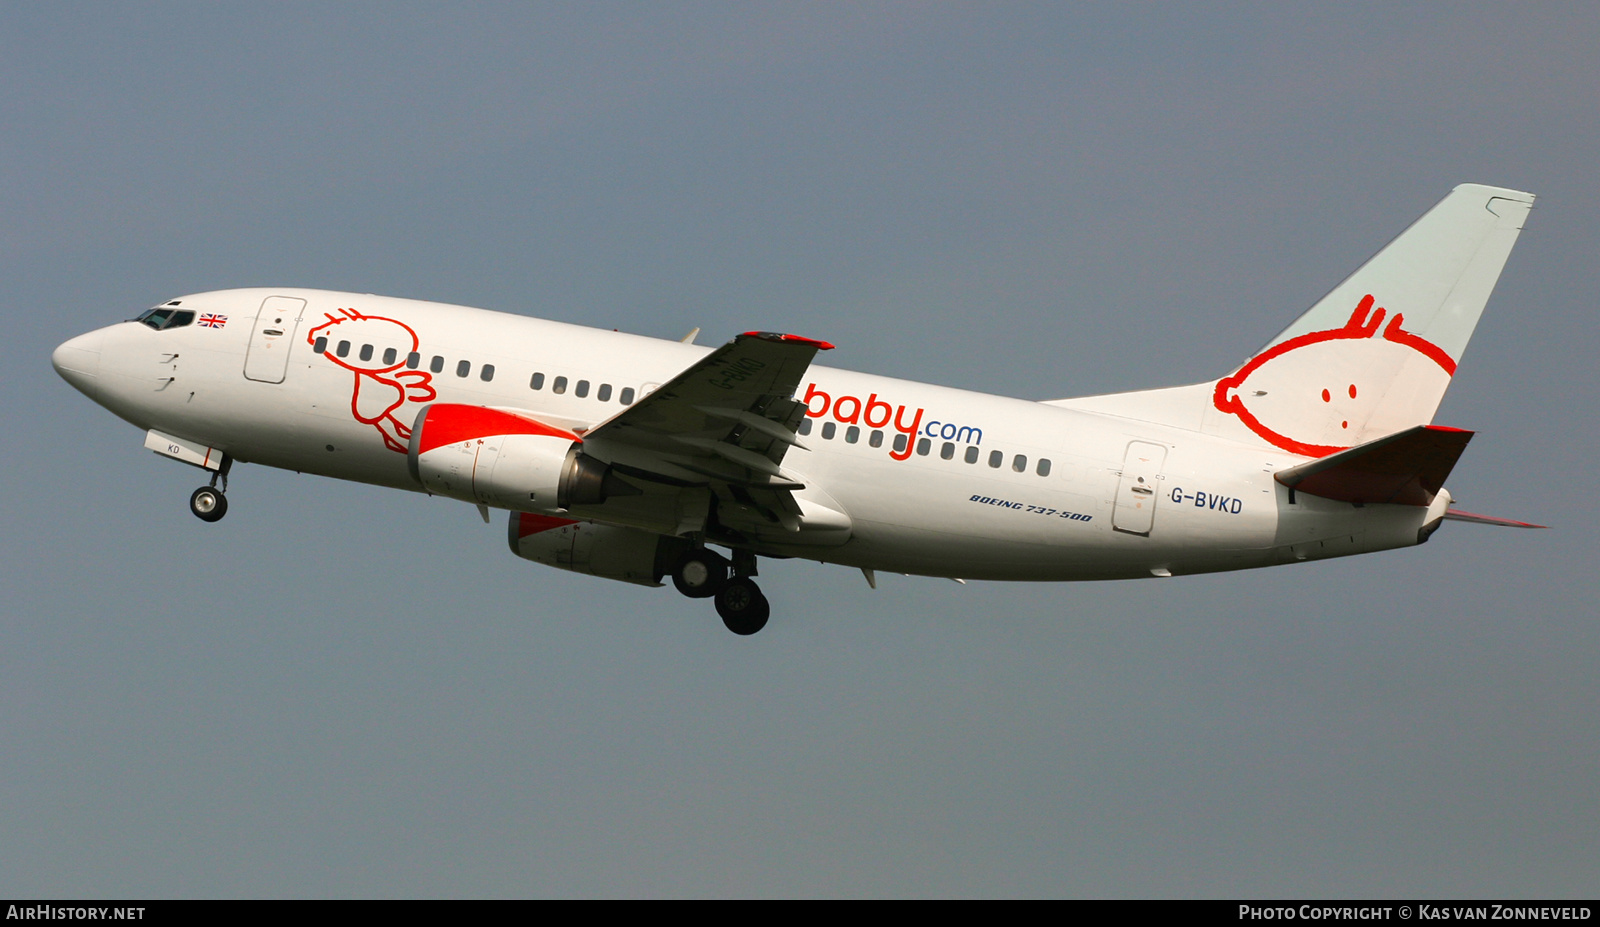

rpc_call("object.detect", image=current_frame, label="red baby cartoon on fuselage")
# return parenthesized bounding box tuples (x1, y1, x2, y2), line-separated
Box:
(1212, 295, 1456, 458)
(306, 307, 437, 453)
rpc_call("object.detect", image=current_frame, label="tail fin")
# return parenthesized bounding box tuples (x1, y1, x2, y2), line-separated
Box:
(1049, 185, 1534, 457)
(1208, 183, 1533, 456)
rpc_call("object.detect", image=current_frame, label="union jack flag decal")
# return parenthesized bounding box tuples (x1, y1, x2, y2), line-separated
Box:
(198, 313, 227, 328)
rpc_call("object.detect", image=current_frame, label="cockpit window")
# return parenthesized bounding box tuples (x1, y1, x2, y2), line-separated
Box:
(135, 307, 173, 329)
(134, 307, 197, 330)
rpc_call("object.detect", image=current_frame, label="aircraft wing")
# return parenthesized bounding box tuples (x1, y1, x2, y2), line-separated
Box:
(577, 332, 834, 537)
(1273, 424, 1472, 506)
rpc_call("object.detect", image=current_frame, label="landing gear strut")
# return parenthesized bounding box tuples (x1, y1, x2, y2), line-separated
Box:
(189, 459, 231, 523)
(673, 547, 769, 634)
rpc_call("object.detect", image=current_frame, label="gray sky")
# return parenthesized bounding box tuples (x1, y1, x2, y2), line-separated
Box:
(4, 3, 1597, 897)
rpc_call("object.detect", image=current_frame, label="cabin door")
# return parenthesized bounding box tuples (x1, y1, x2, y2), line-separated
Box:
(243, 296, 308, 384)
(1112, 441, 1167, 536)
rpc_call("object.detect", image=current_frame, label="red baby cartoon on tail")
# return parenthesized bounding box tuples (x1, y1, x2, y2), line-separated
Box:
(307, 307, 436, 453)
(1212, 295, 1456, 458)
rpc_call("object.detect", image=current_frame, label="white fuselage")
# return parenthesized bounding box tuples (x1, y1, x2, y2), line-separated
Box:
(54, 288, 1439, 582)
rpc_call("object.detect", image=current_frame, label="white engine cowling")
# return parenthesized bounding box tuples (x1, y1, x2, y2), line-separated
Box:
(507, 512, 688, 587)
(407, 403, 636, 512)
(407, 403, 579, 511)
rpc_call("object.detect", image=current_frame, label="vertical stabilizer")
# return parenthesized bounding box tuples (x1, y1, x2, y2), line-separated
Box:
(1204, 184, 1533, 457)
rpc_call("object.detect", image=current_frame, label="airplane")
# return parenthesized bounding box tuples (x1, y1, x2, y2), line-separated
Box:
(51, 183, 1544, 635)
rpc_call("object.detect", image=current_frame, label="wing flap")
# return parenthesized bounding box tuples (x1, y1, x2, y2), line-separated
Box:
(1274, 424, 1473, 506)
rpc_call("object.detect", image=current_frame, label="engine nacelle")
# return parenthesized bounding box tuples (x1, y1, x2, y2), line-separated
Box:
(407, 403, 629, 512)
(507, 512, 688, 587)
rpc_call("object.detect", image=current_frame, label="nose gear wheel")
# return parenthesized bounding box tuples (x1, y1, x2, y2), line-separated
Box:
(189, 486, 228, 522)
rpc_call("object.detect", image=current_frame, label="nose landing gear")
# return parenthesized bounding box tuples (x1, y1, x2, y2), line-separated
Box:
(673, 547, 769, 634)
(189, 486, 227, 522)
(188, 458, 231, 523)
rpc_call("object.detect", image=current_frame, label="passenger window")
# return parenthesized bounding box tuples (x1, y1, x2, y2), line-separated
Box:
(988, 450, 1002, 468)
(337, 341, 351, 358)
(941, 442, 955, 460)
(620, 387, 635, 405)
(382, 347, 397, 366)
(480, 364, 495, 382)
(1037, 458, 1051, 477)
(965, 446, 979, 464)
(821, 422, 836, 440)
(916, 438, 930, 456)
(894, 434, 908, 453)
(553, 376, 568, 394)
(797, 418, 813, 436)
(406, 352, 420, 370)
(1012, 454, 1027, 473)
(846, 426, 859, 444)
(576, 380, 590, 398)
(530, 372, 545, 390)
(597, 383, 612, 402)
(870, 430, 883, 448)
(313, 337, 328, 354)
(456, 360, 470, 378)
(360, 344, 374, 362)
(430, 355, 444, 373)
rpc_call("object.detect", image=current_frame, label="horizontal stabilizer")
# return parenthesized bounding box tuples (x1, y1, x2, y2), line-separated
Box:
(1274, 424, 1473, 506)
(1442, 509, 1547, 529)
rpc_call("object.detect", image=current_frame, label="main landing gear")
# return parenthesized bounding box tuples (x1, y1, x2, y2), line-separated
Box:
(715, 578, 769, 636)
(671, 547, 770, 635)
(188, 459, 231, 523)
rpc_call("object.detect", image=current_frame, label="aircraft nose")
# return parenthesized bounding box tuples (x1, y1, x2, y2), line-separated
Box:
(52, 329, 103, 398)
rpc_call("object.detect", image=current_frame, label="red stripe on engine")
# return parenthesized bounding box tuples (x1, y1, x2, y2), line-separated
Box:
(516, 512, 579, 538)
(415, 404, 580, 456)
